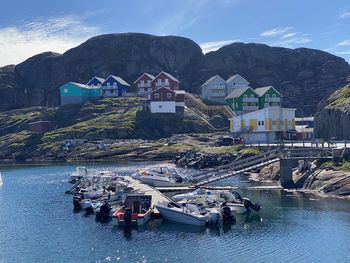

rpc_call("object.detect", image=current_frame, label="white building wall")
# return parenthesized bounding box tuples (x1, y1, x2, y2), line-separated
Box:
(230, 107, 296, 133)
(150, 101, 176, 113)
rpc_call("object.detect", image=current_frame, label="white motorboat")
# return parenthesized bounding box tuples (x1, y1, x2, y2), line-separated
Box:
(172, 189, 260, 214)
(68, 166, 88, 183)
(155, 201, 222, 226)
(172, 188, 218, 202)
(132, 167, 185, 187)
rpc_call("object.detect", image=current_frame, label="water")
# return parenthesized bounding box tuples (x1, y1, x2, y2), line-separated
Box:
(1, 162, 350, 263)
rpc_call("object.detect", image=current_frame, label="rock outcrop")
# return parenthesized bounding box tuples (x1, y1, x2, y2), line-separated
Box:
(0, 33, 349, 115)
(315, 84, 350, 140)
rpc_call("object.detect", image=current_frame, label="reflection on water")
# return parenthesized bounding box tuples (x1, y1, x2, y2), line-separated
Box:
(1, 162, 350, 263)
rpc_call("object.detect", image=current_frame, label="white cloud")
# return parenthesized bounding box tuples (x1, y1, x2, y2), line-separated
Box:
(0, 15, 100, 66)
(259, 26, 312, 48)
(336, 40, 350, 46)
(272, 34, 312, 47)
(339, 10, 350, 19)
(260, 27, 293, 37)
(151, 0, 240, 35)
(281, 32, 297, 39)
(200, 39, 239, 54)
(337, 50, 350, 55)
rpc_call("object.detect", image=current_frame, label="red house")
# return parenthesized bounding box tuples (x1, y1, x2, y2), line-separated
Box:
(152, 71, 180, 91)
(134, 73, 155, 96)
(149, 87, 176, 113)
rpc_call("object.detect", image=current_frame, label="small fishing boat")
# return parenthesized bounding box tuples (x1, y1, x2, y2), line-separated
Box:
(132, 167, 184, 187)
(112, 195, 153, 226)
(155, 201, 222, 226)
(68, 166, 88, 183)
(172, 189, 260, 214)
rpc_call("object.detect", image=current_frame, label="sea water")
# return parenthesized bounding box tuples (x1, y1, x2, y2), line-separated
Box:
(0, 162, 350, 263)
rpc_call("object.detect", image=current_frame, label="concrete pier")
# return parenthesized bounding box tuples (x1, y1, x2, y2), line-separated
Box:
(124, 176, 170, 214)
(279, 159, 299, 188)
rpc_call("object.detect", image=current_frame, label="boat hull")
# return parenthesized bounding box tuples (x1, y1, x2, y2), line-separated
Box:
(156, 205, 207, 226)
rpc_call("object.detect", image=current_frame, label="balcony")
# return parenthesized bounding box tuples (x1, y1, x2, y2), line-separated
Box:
(243, 106, 259, 111)
(265, 97, 281, 102)
(242, 97, 258, 102)
(155, 82, 170, 87)
(137, 83, 152, 88)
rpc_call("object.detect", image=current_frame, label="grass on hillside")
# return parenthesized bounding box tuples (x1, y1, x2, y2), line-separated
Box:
(325, 85, 350, 108)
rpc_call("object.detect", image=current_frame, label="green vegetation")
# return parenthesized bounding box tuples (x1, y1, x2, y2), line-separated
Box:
(325, 85, 350, 108)
(319, 160, 350, 172)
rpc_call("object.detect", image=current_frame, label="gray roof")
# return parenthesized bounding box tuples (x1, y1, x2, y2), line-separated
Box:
(225, 87, 252, 99)
(133, 73, 155, 83)
(201, 75, 225, 87)
(255, 86, 282, 97)
(86, 76, 105, 85)
(226, 74, 250, 84)
(155, 71, 180, 82)
(104, 75, 131, 87)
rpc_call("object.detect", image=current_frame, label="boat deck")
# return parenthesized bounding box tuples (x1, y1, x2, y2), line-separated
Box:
(124, 176, 171, 214)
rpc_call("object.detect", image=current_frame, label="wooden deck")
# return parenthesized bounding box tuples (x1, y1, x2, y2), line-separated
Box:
(124, 176, 170, 214)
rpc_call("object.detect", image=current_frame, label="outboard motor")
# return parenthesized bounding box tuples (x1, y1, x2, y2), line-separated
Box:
(73, 193, 83, 209)
(124, 207, 132, 226)
(221, 202, 236, 223)
(243, 198, 261, 212)
(98, 201, 111, 218)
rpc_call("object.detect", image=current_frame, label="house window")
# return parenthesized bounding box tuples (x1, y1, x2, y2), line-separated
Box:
(154, 93, 159, 98)
(272, 94, 276, 98)
(167, 93, 172, 98)
(141, 80, 144, 85)
(147, 80, 151, 85)
(262, 121, 264, 125)
(140, 88, 144, 93)
(250, 94, 254, 98)
(107, 83, 110, 87)
(64, 88, 68, 93)
(235, 103, 238, 108)
(159, 105, 163, 108)
(113, 82, 117, 87)
(266, 94, 269, 98)
(165, 78, 169, 83)
(243, 94, 247, 98)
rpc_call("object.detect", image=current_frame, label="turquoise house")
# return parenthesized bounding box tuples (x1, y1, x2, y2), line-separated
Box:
(59, 82, 101, 106)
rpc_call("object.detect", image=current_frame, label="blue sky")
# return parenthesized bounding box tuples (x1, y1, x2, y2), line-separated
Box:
(0, 0, 349, 66)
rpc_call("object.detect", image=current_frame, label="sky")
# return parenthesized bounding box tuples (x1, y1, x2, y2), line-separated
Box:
(0, 0, 349, 66)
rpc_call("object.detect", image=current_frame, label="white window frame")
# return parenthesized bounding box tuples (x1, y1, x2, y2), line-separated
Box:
(154, 93, 160, 99)
(167, 93, 172, 98)
(64, 88, 68, 93)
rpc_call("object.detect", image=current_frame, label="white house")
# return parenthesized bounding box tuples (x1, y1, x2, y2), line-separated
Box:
(200, 75, 227, 103)
(226, 74, 250, 95)
(229, 107, 296, 143)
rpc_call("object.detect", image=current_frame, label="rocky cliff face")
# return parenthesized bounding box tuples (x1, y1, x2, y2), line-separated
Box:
(0, 33, 349, 115)
(315, 84, 350, 140)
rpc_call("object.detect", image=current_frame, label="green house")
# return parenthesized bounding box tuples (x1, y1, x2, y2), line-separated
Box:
(60, 82, 101, 106)
(255, 86, 282, 108)
(225, 87, 259, 114)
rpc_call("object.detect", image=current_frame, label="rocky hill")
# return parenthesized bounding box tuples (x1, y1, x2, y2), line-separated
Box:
(0, 97, 222, 160)
(315, 84, 350, 140)
(0, 33, 349, 115)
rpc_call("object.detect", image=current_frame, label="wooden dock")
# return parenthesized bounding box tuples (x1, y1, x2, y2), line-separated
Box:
(124, 176, 170, 214)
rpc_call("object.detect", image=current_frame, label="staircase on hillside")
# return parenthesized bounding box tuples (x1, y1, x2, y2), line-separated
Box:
(184, 92, 235, 118)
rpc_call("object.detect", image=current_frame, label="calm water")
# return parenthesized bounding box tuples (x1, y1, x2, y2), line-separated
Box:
(1, 162, 350, 263)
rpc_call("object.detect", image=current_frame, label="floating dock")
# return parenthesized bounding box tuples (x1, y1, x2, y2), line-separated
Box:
(124, 176, 171, 214)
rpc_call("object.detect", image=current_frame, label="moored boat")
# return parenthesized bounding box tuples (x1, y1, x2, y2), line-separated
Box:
(112, 195, 153, 226)
(155, 201, 222, 226)
(132, 166, 185, 187)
